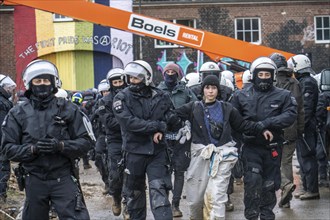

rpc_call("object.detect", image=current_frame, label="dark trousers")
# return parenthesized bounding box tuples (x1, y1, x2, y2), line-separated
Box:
(95, 135, 109, 187)
(242, 145, 281, 220)
(23, 174, 90, 220)
(124, 149, 172, 220)
(0, 159, 10, 197)
(296, 128, 319, 193)
(168, 140, 191, 207)
(107, 142, 124, 197)
(316, 129, 328, 179)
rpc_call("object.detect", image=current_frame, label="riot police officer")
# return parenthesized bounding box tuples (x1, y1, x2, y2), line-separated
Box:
(288, 54, 320, 200)
(98, 68, 128, 217)
(91, 79, 110, 195)
(157, 63, 198, 217)
(270, 52, 305, 208)
(113, 60, 181, 220)
(231, 57, 297, 220)
(71, 92, 92, 169)
(316, 68, 330, 187)
(1, 59, 92, 219)
(0, 74, 16, 204)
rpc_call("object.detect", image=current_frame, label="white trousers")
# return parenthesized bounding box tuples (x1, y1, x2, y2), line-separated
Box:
(186, 143, 237, 220)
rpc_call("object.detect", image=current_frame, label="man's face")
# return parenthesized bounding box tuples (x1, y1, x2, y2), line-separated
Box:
(31, 78, 51, 86)
(112, 79, 124, 87)
(102, 90, 110, 96)
(257, 71, 272, 79)
(129, 76, 143, 84)
(165, 69, 177, 76)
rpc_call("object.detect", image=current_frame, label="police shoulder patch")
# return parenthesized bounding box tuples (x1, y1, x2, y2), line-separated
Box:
(113, 100, 123, 112)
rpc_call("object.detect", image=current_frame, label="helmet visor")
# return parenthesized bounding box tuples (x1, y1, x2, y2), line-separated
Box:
(124, 63, 148, 81)
(0, 76, 16, 93)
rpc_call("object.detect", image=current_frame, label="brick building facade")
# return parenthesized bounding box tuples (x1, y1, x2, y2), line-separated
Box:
(1, 1, 329, 85)
(132, 0, 330, 83)
(0, 6, 15, 80)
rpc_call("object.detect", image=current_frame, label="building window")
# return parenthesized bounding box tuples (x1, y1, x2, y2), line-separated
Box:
(154, 19, 196, 48)
(53, 14, 73, 22)
(315, 15, 330, 43)
(235, 18, 261, 44)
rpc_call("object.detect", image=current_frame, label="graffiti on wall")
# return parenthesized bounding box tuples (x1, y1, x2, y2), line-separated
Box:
(17, 35, 133, 59)
(301, 24, 315, 46)
(157, 50, 193, 76)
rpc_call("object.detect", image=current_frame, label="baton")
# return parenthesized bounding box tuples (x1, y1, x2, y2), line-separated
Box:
(317, 130, 327, 155)
(301, 136, 312, 152)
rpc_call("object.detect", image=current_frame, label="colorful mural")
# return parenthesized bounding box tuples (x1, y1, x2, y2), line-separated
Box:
(13, 0, 133, 91)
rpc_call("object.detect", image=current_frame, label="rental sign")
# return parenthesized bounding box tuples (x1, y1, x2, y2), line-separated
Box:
(128, 14, 204, 48)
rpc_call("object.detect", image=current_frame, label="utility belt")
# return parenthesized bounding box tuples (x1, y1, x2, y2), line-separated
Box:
(14, 163, 26, 191)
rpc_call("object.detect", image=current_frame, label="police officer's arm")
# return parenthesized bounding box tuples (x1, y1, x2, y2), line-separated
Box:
(0, 101, 8, 142)
(60, 106, 92, 159)
(316, 93, 328, 126)
(113, 93, 165, 134)
(103, 98, 121, 131)
(230, 90, 242, 112)
(260, 93, 298, 129)
(1, 111, 37, 162)
(174, 101, 195, 122)
(301, 81, 319, 126)
(294, 83, 305, 134)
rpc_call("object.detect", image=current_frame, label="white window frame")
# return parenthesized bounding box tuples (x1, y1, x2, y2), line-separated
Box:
(235, 17, 261, 45)
(53, 14, 73, 22)
(154, 19, 196, 49)
(314, 15, 330, 43)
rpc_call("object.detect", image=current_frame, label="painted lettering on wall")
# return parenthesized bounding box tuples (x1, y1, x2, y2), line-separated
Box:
(18, 35, 132, 59)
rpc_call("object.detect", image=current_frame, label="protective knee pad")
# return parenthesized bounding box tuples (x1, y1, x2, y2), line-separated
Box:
(127, 190, 146, 210)
(261, 180, 275, 205)
(149, 179, 171, 210)
(244, 170, 262, 202)
(109, 168, 123, 191)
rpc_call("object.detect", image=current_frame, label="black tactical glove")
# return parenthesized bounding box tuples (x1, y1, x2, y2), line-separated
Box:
(157, 121, 167, 133)
(33, 138, 64, 154)
(255, 121, 266, 134)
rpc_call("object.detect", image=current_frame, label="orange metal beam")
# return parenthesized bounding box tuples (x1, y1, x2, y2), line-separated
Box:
(2, 0, 295, 63)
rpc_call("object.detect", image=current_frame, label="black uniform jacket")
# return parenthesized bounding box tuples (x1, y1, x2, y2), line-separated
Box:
(231, 85, 297, 146)
(113, 87, 179, 155)
(1, 96, 91, 180)
(99, 90, 122, 143)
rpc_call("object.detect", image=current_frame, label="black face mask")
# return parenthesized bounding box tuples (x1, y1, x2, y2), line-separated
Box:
(112, 84, 126, 94)
(254, 77, 273, 92)
(31, 85, 54, 99)
(164, 73, 178, 88)
(129, 82, 146, 93)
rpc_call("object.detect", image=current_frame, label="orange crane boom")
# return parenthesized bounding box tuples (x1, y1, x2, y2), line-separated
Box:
(2, 0, 294, 63)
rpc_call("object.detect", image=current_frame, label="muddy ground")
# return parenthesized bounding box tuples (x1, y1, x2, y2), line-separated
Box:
(0, 162, 114, 220)
(1, 160, 329, 220)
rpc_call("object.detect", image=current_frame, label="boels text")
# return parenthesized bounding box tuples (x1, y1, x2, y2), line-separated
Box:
(128, 14, 204, 47)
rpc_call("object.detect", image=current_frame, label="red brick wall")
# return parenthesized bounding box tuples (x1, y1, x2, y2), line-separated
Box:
(135, 2, 330, 74)
(0, 10, 16, 80)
